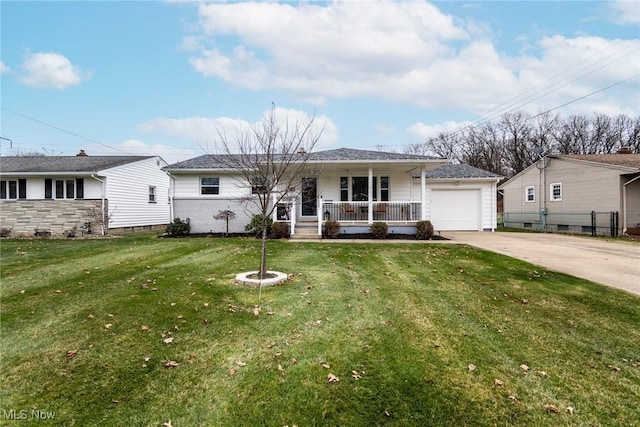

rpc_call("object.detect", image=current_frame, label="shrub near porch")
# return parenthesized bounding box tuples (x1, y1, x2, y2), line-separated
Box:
(0, 235, 638, 426)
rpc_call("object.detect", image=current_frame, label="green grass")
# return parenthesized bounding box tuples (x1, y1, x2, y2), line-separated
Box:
(1, 234, 639, 426)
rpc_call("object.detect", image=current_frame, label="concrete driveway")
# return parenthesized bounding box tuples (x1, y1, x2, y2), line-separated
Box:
(444, 232, 640, 296)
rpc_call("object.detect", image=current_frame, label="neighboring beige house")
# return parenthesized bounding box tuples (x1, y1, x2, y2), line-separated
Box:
(164, 148, 502, 237)
(499, 154, 640, 236)
(0, 154, 171, 236)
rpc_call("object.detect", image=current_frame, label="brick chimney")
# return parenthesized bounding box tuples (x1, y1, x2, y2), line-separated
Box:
(76, 150, 88, 156)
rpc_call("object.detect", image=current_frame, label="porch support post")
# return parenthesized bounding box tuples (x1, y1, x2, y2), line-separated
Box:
(420, 166, 427, 221)
(317, 196, 323, 236)
(290, 202, 296, 235)
(368, 167, 373, 224)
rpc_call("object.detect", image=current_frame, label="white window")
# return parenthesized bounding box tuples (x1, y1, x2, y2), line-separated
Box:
(525, 186, 535, 202)
(200, 177, 220, 195)
(148, 186, 156, 203)
(550, 183, 562, 201)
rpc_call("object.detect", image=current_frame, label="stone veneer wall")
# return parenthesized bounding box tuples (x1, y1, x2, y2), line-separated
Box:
(0, 199, 102, 237)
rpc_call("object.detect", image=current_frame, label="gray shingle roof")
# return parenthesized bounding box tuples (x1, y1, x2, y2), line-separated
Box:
(165, 147, 442, 170)
(0, 156, 154, 173)
(556, 154, 640, 169)
(424, 164, 502, 179)
(307, 147, 441, 161)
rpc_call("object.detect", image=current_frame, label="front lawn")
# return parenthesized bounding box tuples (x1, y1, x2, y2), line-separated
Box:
(1, 235, 638, 426)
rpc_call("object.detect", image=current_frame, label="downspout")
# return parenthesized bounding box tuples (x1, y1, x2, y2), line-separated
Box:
(492, 178, 500, 232)
(165, 171, 175, 222)
(90, 174, 106, 236)
(420, 166, 427, 221)
(622, 174, 640, 233)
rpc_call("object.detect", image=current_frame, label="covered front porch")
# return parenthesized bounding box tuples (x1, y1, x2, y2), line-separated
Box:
(273, 165, 433, 237)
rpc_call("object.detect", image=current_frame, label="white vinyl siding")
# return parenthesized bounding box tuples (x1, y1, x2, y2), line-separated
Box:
(103, 157, 170, 228)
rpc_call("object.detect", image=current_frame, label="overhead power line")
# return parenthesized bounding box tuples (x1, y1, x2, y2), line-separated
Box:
(1, 106, 131, 155)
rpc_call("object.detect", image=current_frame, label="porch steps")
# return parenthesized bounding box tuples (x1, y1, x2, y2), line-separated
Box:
(290, 222, 321, 240)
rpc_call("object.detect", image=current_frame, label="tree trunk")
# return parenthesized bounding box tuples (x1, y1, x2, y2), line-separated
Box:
(260, 218, 268, 279)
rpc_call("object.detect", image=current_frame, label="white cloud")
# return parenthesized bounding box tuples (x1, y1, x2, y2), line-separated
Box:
(19, 52, 91, 90)
(187, 1, 470, 100)
(407, 120, 467, 140)
(375, 124, 396, 134)
(86, 139, 199, 165)
(0, 61, 9, 74)
(138, 107, 339, 153)
(182, 1, 638, 116)
(608, 0, 640, 25)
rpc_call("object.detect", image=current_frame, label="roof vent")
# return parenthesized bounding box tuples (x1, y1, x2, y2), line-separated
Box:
(76, 150, 88, 156)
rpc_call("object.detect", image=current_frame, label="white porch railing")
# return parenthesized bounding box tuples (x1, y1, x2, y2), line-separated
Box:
(319, 201, 421, 223)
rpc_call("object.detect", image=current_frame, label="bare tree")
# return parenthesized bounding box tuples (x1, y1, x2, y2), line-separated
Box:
(213, 106, 324, 279)
(214, 209, 237, 237)
(499, 111, 534, 175)
(460, 123, 508, 176)
(614, 114, 640, 153)
(556, 114, 590, 154)
(530, 111, 560, 156)
(417, 111, 639, 179)
(88, 203, 115, 236)
(423, 132, 461, 161)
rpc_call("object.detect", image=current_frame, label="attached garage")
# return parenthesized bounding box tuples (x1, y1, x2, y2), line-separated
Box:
(423, 164, 502, 232)
(430, 189, 480, 231)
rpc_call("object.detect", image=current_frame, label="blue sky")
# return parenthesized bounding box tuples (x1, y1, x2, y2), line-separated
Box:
(1, 0, 638, 163)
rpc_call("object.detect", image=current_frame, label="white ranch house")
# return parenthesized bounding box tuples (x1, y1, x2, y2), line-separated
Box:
(164, 148, 502, 237)
(0, 154, 170, 236)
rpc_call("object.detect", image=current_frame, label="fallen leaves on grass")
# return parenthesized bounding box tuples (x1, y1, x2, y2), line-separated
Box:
(494, 379, 504, 386)
(104, 323, 112, 329)
(165, 361, 179, 368)
(140, 325, 149, 331)
(566, 407, 575, 415)
(327, 373, 339, 383)
(322, 363, 330, 369)
(163, 420, 173, 427)
(163, 337, 174, 345)
(253, 305, 261, 316)
(520, 364, 529, 372)
(543, 404, 559, 413)
(468, 364, 476, 372)
(66, 350, 78, 360)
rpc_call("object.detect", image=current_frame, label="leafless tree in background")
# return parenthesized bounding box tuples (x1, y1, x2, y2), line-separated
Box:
(410, 111, 639, 178)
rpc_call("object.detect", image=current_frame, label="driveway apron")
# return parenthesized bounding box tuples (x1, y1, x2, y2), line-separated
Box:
(443, 232, 640, 296)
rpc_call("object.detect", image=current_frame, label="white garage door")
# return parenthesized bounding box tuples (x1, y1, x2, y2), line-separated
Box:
(431, 190, 480, 231)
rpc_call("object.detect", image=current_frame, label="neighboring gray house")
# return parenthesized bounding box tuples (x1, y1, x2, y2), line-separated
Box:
(164, 148, 502, 237)
(499, 153, 640, 236)
(0, 154, 171, 236)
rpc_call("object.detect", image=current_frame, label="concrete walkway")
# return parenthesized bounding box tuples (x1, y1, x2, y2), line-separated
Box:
(444, 232, 640, 296)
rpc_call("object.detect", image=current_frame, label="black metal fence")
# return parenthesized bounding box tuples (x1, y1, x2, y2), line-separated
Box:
(502, 211, 620, 237)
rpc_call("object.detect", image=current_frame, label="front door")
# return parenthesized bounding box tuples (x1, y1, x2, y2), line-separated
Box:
(301, 177, 317, 217)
